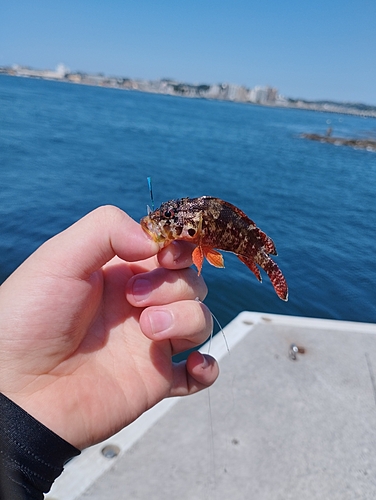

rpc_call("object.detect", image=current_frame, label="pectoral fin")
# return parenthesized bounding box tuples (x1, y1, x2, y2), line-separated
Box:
(204, 247, 225, 268)
(192, 246, 225, 275)
(192, 246, 204, 275)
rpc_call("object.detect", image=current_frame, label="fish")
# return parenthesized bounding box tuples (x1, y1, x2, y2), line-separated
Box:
(140, 196, 288, 301)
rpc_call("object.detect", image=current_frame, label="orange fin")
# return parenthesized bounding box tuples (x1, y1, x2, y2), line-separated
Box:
(237, 255, 262, 282)
(203, 247, 225, 268)
(192, 246, 204, 276)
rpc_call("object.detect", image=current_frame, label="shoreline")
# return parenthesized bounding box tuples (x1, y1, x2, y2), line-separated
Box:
(1, 70, 376, 119)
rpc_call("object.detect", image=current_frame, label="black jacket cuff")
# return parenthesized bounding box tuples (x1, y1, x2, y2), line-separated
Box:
(0, 393, 81, 499)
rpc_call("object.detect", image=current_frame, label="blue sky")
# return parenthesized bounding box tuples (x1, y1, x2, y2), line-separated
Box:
(2, 0, 376, 104)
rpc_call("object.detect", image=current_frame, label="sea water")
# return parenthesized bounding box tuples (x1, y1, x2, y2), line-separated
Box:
(1, 74, 376, 326)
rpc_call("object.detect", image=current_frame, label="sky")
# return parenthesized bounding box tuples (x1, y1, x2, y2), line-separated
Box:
(1, 0, 376, 105)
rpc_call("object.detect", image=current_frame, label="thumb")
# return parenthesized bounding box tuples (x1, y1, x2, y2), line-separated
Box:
(34, 206, 159, 278)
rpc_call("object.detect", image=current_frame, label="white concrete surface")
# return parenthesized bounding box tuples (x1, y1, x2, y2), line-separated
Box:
(46, 312, 376, 500)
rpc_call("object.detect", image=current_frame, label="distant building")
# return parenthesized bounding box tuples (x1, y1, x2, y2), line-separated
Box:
(248, 86, 278, 104)
(223, 84, 248, 102)
(11, 63, 69, 80)
(67, 73, 82, 83)
(55, 63, 69, 78)
(205, 84, 221, 99)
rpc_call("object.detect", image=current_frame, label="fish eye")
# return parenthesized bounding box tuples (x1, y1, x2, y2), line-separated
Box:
(164, 209, 174, 218)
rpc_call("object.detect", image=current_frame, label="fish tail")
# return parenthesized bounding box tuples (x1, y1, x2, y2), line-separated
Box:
(239, 252, 288, 300)
(257, 253, 288, 301)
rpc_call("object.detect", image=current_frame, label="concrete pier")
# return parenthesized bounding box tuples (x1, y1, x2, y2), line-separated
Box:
(47, 312, 376, 500)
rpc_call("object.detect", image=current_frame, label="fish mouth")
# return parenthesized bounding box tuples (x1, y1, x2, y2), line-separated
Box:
(140, 216, 167, 245)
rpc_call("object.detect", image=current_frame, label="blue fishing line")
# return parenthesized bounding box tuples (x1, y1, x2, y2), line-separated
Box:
(147, 176, 154, 211)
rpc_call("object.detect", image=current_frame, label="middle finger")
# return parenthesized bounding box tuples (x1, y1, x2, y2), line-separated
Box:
(126, 267, 208, 307)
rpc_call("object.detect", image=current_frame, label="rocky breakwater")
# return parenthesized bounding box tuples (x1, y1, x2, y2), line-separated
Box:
(301, 133, 376, 152)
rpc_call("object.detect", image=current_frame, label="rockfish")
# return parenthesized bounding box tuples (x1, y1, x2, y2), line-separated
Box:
(141, 196, 288, 301)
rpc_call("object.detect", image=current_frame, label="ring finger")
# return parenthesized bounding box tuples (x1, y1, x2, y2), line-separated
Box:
(140, 300, 213, 355)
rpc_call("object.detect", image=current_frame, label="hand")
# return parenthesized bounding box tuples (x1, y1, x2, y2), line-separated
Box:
(0, 206, 218, 450)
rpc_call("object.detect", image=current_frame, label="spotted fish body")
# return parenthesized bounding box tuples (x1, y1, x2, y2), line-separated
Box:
(141, 196, 288, 301)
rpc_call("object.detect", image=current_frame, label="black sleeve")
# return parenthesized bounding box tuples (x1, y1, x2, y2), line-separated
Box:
(0, 393, 81, 499)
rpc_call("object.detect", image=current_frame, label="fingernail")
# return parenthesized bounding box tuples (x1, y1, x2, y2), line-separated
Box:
(148, 310, 173, 335)
(200, 353, 209, 368)
(132, 278, 152, 302)
(171, 241, 181, 262)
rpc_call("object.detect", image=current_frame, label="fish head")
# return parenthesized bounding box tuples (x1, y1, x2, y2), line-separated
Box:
(140, 198, 204, 247)
(140, 208, 171, 246)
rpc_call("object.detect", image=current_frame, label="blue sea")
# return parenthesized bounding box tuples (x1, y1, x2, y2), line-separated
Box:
(1, 74, 376, 327)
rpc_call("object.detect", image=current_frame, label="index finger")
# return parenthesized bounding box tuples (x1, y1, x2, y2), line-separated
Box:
(127, 241, 196, 275)
(157, 241, 195, 269)
(34, 206, 160, 279)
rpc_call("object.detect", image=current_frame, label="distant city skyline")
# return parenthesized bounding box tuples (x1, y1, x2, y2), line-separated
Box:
(4, 63, 375, 119)
(2, 1, 376, 106)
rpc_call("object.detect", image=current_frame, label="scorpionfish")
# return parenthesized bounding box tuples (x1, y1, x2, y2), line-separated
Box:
(141, 196, 288, 301)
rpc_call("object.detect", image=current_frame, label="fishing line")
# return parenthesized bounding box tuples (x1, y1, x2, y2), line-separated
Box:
(195, 297, 230, 355)
(147, 176, 154, 213)
(211, 309, 230, 354)
(195, 298, 231, 499)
